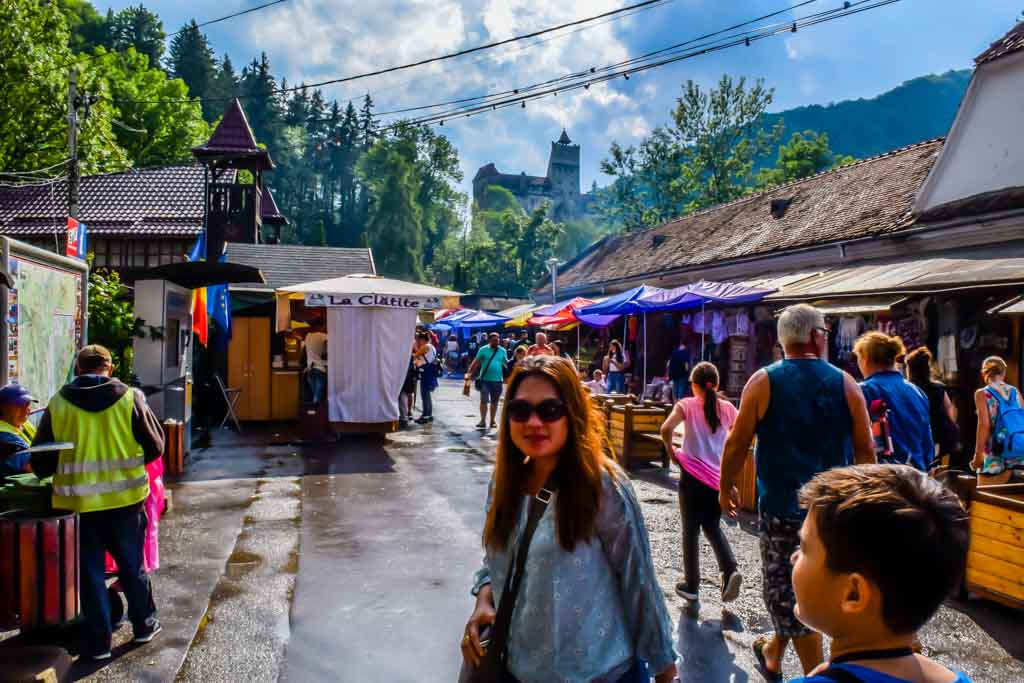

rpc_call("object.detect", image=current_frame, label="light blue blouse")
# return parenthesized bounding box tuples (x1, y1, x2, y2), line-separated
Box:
(472, 471, 676, 683)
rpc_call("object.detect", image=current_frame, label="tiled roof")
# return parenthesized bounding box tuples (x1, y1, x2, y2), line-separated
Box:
(555, 138, 945, 292)
(260, 185, 286, 224)
(192, 98, 273, 169)
(0, 164, 231, 237)
(976, 21, 1024, 65)
(224, 242, 375, 290)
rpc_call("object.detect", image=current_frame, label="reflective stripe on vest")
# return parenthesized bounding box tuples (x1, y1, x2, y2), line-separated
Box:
(48, 390, 148, 513)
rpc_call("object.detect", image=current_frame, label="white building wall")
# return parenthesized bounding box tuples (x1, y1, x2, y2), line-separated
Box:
(915, 51, 1024, 213)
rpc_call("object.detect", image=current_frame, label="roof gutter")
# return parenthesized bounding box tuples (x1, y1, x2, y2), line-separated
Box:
(552, 207, 1024, 296)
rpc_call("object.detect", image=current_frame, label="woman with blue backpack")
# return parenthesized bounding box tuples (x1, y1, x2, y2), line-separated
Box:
(972, 356, 1024, 483)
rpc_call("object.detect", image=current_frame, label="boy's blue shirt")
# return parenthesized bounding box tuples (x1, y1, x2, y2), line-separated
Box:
(790, 663, 972, 683)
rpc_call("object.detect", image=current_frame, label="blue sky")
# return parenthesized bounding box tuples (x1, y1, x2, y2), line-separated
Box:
(102, 0, 1022, 195)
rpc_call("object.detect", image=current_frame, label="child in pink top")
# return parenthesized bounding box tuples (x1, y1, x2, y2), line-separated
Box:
(660, 361, 742, 602)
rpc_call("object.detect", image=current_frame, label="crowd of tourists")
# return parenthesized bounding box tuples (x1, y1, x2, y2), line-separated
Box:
(452, 302, 1022, 683)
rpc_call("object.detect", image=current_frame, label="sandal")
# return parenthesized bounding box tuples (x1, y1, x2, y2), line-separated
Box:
(752, 635, 783, 683)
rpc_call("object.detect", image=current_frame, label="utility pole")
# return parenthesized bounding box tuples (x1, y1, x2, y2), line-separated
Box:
(67, 68, 80, 223)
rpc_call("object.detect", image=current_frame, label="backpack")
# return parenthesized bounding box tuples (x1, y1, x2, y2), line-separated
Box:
(987, 385, 1024, 460)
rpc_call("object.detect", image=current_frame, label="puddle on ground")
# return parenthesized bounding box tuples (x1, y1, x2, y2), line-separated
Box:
(642, 497, 672, 505)
(435, 446, 479, 455)
(226, 550, 262, 577)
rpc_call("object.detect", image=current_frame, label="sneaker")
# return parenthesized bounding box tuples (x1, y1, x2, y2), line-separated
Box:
(133, 619, 162, 644)
(675, 582, 698, 602)
(89, 650, 113, 661)
(489, 421, 497, 430)
(476, 420, 487, 429)
(414, 416, 433, 424)
(722, 570, 743, 603)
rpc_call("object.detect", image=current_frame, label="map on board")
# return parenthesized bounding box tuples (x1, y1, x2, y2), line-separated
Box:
(7, 256, 84, 404)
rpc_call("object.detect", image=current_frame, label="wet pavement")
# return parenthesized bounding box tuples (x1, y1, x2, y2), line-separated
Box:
(4, 379, 1021, 681)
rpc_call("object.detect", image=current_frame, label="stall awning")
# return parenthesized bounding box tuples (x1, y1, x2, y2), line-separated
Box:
(636, 280, 776, 312)
(811, 297, 909, 315)
(765, 255, 1024, 301)
(139, 260, 265, 289)
(278, 274, 461, 309)
(576, 284, 666, 317)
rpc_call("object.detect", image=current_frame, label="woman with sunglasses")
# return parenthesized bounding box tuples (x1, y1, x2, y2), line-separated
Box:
(461, 356, 677, 683)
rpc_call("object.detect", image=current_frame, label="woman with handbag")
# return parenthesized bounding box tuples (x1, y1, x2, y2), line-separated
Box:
(603, 340, 630, 394)
(460, 356, 677, 683)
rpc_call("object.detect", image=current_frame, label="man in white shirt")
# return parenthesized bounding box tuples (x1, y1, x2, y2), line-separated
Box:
(303, 319, 328, 403)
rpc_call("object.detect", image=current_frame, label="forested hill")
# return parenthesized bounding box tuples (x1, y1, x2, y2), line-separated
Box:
(763, 70, 972, 160)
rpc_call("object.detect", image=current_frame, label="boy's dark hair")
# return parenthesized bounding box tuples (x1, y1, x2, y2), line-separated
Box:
(798, 464, 968, 635)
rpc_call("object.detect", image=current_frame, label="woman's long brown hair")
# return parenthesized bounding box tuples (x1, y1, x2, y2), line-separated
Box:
(483, 356, 619, 553)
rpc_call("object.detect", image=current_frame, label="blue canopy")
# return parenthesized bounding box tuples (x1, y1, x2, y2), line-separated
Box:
(576, 284, 666, 316)
(450, 310, 510, 329)
(636, 280, 776, 312)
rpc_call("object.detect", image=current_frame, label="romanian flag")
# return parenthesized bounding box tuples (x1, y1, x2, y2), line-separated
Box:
(187, 234, 209, 347)
(192, 287, 208, 347)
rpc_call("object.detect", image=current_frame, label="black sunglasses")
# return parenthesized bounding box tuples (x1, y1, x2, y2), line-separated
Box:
(506, 399, 567, 423)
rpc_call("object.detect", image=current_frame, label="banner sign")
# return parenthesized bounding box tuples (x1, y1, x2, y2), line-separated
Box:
(65, 218, 87, 260)
(305, 293, 444, 309)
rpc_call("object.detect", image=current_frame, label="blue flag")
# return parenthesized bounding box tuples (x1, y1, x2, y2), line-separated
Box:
(187, 232, 206, 262)
(208, 282, 232, 348)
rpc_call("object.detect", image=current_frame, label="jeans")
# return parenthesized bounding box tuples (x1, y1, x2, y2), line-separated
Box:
(420, 378, 433, 417)
(306, 368, 326, 403)
(79, 503, 157, 654)
(678, 469, 737, 594)
(608, 371, 626, 394)
(672, 378, 690, 401)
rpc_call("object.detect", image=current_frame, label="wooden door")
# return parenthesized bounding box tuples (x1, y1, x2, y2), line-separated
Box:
(247, 318, 271, 420)
(227, 317, 251, 417)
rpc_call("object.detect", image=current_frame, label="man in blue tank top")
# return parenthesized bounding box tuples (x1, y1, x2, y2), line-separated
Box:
(719, 304, 875, 681)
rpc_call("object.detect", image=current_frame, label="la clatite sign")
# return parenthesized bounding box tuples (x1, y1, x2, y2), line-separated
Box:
(305, 292, 444, 309)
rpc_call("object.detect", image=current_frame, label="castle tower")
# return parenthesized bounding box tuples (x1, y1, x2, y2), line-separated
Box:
(546, 129, 581, 219)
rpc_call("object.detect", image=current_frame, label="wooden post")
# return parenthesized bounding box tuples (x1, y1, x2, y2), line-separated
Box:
(623, 403, 634, 465)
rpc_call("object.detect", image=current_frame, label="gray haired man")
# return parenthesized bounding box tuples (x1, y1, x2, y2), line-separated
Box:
(718, 304, 874, 680)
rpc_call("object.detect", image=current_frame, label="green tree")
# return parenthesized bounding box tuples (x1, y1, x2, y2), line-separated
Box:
(86, 48, 209, 166)
(0, 0, 127, 175)
(555, 217, 605, 261)
(168, 20, 219, 122)
(87, 267, 141, 381)
(107, 4, 165, 68)
(755, 130, 855, 190)
(601, 75, 782, 230)
(360, 150, 423, 279)
(57, 0, 107, 53)
(210, 53, 238, 103)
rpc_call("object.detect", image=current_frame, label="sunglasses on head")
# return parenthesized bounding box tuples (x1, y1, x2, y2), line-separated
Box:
(506, 398, 567, 423)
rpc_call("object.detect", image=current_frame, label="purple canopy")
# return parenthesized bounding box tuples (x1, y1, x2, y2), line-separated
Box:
(576, 284, 667, 316)
(636, 280, 776, 312)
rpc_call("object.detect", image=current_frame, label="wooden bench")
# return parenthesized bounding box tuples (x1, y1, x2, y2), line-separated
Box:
(954, 477, 1024, 610)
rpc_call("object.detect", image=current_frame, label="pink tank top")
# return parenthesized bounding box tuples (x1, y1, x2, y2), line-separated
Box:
(674, 396, 738, 490)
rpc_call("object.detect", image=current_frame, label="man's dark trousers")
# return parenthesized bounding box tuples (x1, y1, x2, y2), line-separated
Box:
(78, 502, 156, 654)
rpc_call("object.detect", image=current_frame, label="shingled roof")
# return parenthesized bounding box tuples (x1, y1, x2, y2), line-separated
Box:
(224, 242, 375, 291)
(976, 20, 1024, 65)
(0, 164, 232, 237)
(555, 138, 945, 292)
(192, 98, 274, 170)
(260, 185, 286, 225)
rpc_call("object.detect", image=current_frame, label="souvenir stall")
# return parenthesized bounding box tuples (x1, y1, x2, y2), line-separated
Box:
(527, 297, 619, 369)
(275, 275, 460, 433)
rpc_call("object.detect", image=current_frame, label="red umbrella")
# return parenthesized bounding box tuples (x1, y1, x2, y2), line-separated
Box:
(526, 297, 595, 327)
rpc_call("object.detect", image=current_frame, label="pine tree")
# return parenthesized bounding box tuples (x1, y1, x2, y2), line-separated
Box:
(363, 151, 423, 279)
(210, 54, 238, 103)
(168, 20, 219, 121)
(107, 4, 165, 69)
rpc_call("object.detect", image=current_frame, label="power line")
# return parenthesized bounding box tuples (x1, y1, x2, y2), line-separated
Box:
(40, 0, 290, 77)
(376, 0, 899, 131)
(109, 0, 674, 106)
(0, 159, 72, 178)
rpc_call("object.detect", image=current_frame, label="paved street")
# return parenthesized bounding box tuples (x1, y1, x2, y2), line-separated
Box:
(11, 380, 1020, 682)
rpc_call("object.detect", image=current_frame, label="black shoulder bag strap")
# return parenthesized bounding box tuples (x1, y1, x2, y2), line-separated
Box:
(475, 348, 500, 389)
(478, 482, 555, 681)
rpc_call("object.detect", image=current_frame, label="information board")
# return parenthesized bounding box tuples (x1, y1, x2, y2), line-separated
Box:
(7, 255, 84, 404)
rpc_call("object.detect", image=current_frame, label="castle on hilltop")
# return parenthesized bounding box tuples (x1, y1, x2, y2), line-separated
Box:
(472, 129, 595, 221)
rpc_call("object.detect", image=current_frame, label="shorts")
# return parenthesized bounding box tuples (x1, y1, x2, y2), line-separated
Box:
(759, 514, 812, 638)
(479, 380, 503, 405)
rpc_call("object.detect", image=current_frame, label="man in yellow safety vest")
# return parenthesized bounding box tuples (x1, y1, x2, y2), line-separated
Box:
(0, 383, 38, 477)
(31, 345, 165, 661)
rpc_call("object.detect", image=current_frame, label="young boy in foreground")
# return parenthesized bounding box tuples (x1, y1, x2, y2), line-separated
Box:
(788, 464, 972, 683)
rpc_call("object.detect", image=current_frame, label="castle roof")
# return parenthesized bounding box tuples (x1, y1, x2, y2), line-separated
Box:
(557, 129, 572, 145)
(192, 98, 274, 171)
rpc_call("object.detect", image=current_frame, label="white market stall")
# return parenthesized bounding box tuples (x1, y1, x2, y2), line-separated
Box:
(276, 274, 460, 432)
